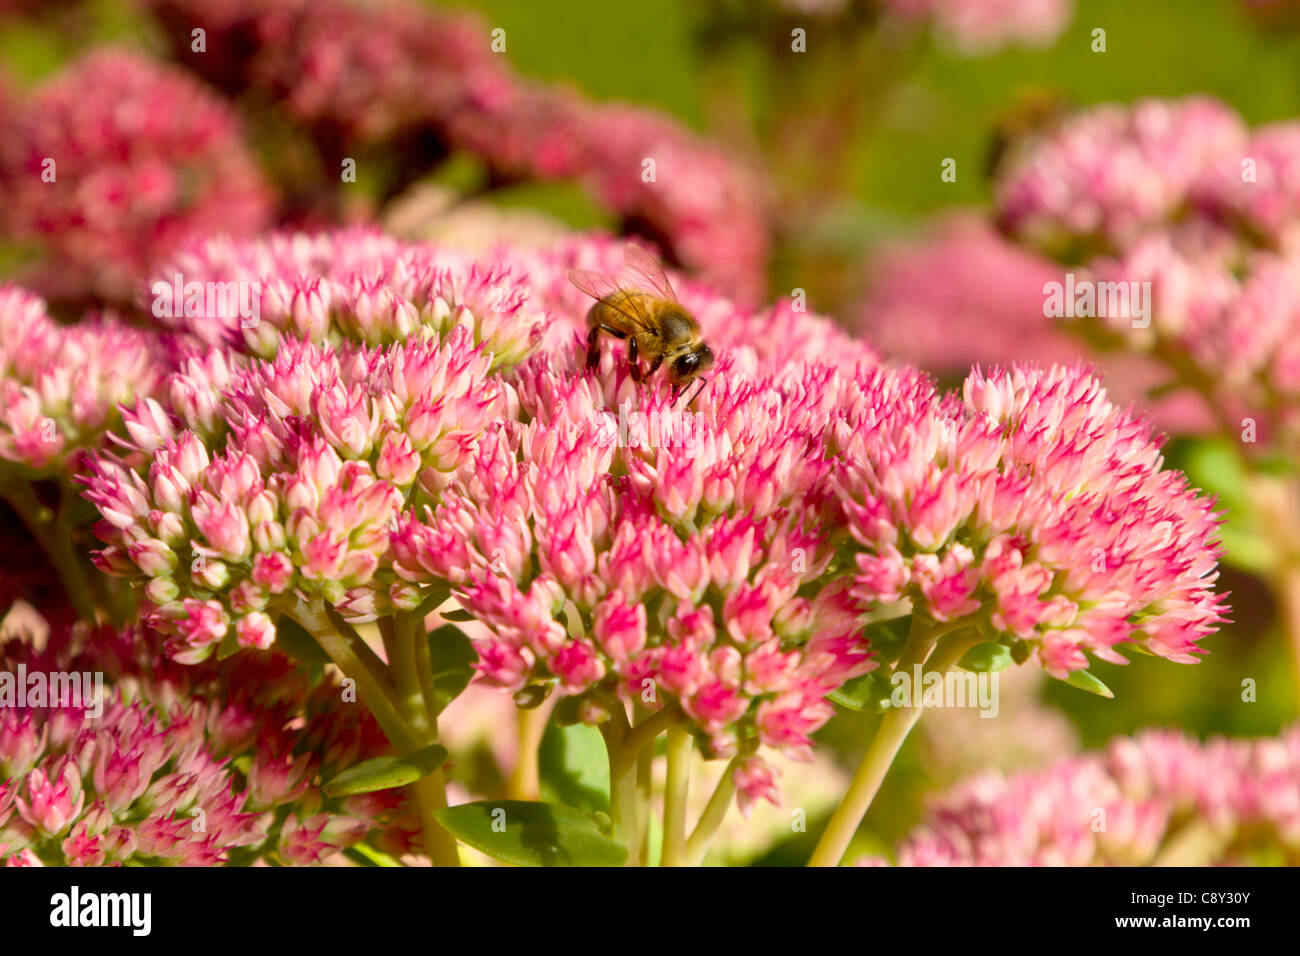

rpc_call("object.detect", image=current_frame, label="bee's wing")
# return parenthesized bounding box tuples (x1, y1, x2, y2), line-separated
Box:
(566, 267, 656, 331)
(622, 244, 679, 302)
(566, 268, 625, 303)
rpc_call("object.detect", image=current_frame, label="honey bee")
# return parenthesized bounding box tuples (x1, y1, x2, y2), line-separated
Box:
(567, 244, 714, 406)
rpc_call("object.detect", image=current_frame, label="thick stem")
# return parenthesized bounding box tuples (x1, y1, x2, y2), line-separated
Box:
(291, 597, 414, 749)
(683, 756, 741, 866)
(634, 705, 655, 859)
(807, 623, 982, 867)
(2, 480, 98, 622)
(600, 708, 641, 867)
(660, 724, 692, 867)
(624, 706, 676, 754)
(389, 610, 460, 868)
(507, 703, 551, 801)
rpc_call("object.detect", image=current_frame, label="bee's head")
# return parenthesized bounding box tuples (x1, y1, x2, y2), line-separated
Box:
(672, 344, 714, 382)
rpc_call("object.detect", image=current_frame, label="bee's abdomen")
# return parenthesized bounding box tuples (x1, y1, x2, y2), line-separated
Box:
(587, 291, 648, 332)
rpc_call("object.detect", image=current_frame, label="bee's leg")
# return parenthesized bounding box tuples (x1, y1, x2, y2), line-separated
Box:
(679, 378, 708, 408)
(586, 324, 627, 371)
(627, 336, 642, 383)
(645, 356, 664, 381)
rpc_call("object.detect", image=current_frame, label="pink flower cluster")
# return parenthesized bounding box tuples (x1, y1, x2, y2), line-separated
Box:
(142, 0, 770, 301)
(855, 216, 1214, 435)
(833, 363, 1226, 675)
(84, 327, 515, 661)
(0, 285, 167, 479)
(883, 0, 1073, 54)
(151, 228, 546, 367)
(774, 0, 1073, 54)
(995, 96, 1300, 447)
(0, 49, 272, 304)
(995, 96, 1249, 249)
(393, 352, 876, 782)
(83, 230, 1226, 809)
(862, 727, 1300, 865)
(0, 624, 419, 866)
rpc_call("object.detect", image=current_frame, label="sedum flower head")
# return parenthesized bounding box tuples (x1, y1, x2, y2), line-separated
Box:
(0, 49, 272, 304)
(84, 230, 1226, 807)
(150, 229, 546, 368)
(0, 622, 418, 866)
(83, 326, 513, 661)
(0, 285, 167, 479)
(862, 727, 1300, 865)
(995, 96, 1247, 251)
(832, 362, 1226, 677)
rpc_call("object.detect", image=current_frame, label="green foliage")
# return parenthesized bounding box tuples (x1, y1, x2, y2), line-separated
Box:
(322, 744, 450, 797)
(426, 624, 478, 716)
(434, 800, 627, 866)
(538, 722, 610, 813)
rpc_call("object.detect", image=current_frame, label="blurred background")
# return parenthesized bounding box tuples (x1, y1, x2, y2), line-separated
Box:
(2, 0, 1299, 864)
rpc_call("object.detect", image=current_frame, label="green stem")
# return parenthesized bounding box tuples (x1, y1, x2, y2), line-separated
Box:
(507, 703, 551, 801)
(600, 707, 642, 867)
(2, 479, 98, 622)
(625, 706, 676, 754)
(683, 756, 741, 866)
(807, 622, 983, 867)
(660, 724, 692, 867)
(389, 610, 461, 868)
(290, 597, 415, 750)
(634, 703, 655, 860)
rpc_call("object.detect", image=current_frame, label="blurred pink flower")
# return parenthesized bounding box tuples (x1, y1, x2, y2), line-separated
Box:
(856, 215, 1215, 434)
(884, 0, 1073, 54)
(862, 727, 1300, 865)
(143, 0, 770, 301)
(0, 49, 272, 304)
(996, 96, 1247, 251)
(0, 285, 169, 479)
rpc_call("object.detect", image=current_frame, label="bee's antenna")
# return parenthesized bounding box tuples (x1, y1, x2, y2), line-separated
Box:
(683, 378, 708, 408)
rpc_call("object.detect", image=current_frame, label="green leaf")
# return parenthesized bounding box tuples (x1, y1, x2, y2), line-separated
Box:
(440, 608, 476, 623)
(1009, 639, 1032, 665)
(553, 695, 585, 726)
(828, 671, 894, 713)
(513, 683, 552, 709)
(1061, 669, 1114, 698)
(427, 625, 478, 715)
(322, 743, 449, 797)
(863, 615, 911, 664)
(958, 642, 1013, 673)
(539, 723, 609, 814)
(342, 844, 405, 867)
(433, 800, 627, 867)
(272, 615, 332, 665)
(413, 585, 453, 619)
(216, 630, 242, 661)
